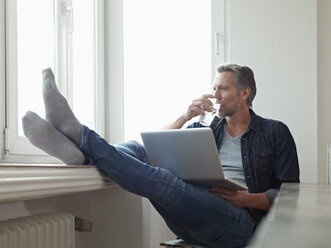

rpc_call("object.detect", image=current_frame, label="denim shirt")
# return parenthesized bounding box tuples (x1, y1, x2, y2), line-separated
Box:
(187, 109, 300, 224)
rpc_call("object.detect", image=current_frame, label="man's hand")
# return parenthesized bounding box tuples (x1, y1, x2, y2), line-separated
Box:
(209, 188, 271, 211)
(163, 94, 214, 129)
(183, 94, 215, 121)
(209, 188, 249, 208)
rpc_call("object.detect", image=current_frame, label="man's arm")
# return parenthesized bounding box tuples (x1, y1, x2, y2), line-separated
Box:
(209, 188, 271, 211)
(163, 114, 191, 129)
(272, 122, 300, 187)
(163, 94, 214, 129)
(210, 122, 299, 211)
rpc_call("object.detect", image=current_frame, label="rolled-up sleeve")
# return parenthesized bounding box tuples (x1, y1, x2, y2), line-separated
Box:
(264, 188, 279, 204)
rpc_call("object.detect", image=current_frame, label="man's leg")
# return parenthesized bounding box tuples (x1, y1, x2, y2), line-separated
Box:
(150, 200, 202, 244)
(114, 142, 204, 244)
(42, 68, 82, 145)
(22, 111, 85, 165)
(80, 126, 254, 248)
(22, 107, 206, 244)
(41, 68, 254, 247)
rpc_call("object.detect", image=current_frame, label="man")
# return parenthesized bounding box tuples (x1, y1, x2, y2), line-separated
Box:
(165, 63, 300, 223)
(22, 64, 299, 248)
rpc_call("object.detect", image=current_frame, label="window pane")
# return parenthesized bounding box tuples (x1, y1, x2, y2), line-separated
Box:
(123, 0, 212, 141)
(72, 0, 96, 130)
(17, 0, 54, 136)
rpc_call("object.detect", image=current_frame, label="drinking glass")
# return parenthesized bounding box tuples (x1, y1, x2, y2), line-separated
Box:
(199, 99, 220, 126)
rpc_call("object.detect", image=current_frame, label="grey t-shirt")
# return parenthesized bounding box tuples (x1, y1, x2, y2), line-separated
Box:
(219, 126, 248, 187)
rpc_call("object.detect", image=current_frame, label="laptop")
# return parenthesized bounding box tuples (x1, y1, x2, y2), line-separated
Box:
(141, 128, 247, 191)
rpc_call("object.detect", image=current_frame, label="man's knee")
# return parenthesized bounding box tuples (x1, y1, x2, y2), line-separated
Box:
(125, 140, 144, 151)
(115, 140, 148, 161)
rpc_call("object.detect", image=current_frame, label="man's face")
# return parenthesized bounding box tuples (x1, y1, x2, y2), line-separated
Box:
(212, 71, 242, 118)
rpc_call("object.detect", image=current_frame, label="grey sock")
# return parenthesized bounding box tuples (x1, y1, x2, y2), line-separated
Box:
(42, 68, 82, 146)
(22, 111, 85, 165)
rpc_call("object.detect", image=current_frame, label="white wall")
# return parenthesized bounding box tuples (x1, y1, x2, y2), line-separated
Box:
(0, 187, 143, 248)
(317, 0, 331, 183)
(228, 0, 318, 183)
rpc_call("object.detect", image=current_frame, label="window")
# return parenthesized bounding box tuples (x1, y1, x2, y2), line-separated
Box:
(123, 0, 227, 141)
(1, 0, 104, 163)
(0, 0, 225, 162)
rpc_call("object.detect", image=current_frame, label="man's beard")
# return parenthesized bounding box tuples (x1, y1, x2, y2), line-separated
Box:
(218, 105, 237, 118)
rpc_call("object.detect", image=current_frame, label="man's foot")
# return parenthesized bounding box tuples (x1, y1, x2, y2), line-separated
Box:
(22, 111, 85, 165)
(42, 68, 82, 146)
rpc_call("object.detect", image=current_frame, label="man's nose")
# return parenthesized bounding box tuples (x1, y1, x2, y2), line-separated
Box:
(213, 90, 221, 99)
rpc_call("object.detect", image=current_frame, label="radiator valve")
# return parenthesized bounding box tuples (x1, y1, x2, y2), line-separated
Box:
(75, 216, 93, 232)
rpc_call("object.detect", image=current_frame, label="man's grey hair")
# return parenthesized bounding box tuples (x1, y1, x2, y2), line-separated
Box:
(216, 63, 257, 108)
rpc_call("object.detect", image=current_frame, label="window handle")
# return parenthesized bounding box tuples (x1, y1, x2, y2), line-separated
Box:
(215, 31, 219, 55)
(214, 31, 223, 55)
(62, 2, 74, 33)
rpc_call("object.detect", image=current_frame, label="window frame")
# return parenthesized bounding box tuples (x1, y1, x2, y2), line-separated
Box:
(0, 0, 6, 160)
(0, 0, 225, 163)
(211, 0, 228, 76)
(0, 0, 105, 163)
(119, 0, 228, 142)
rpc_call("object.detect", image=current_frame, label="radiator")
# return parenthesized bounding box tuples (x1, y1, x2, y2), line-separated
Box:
(0, 213, 75, 248)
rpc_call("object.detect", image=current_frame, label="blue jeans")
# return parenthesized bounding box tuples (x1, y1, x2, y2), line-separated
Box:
(79, 126, 254, 248)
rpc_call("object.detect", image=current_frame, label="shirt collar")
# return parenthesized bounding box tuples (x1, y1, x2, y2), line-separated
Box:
(247, 108, 261, 132)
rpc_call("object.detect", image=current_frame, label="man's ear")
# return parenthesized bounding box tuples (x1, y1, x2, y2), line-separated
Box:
(240, 87, 251, 102)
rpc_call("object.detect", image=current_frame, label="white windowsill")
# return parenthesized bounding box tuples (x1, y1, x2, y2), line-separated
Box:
(0, 164, 114, 203)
